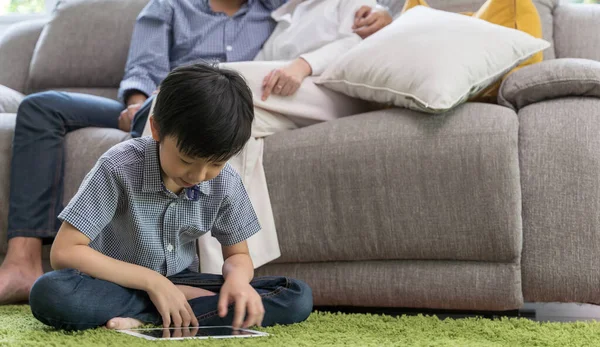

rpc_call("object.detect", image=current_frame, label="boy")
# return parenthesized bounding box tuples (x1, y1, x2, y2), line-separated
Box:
(28, 64, 313, 331)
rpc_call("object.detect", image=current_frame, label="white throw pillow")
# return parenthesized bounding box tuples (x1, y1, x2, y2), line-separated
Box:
(315, 6, 551, 114)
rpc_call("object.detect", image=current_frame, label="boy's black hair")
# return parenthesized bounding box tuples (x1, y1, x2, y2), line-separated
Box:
(153, 62, 254, 162)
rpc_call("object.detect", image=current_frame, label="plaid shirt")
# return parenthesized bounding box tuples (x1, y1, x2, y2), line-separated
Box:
(118, 0, 286, 101)
(58, 137, 260, 277)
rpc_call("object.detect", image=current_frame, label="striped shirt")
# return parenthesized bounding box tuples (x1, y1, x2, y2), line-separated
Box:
(118, 0, 286, 101)
(58, 137, 261, 277)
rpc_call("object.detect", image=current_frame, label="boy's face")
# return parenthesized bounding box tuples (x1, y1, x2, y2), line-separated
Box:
(150, 117, 227, 192)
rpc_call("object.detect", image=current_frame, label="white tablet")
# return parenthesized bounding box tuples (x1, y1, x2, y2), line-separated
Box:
(117, 326, 269, 341)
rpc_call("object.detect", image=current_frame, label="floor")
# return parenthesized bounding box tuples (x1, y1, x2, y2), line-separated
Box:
(524, 302, 600, 322)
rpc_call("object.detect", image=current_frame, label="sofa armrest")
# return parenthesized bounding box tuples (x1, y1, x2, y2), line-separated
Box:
(554, 4, 600, 60)
(498, 58, 600, 111)
(0, 19, 47, 93)
(0, 85, 24, 113)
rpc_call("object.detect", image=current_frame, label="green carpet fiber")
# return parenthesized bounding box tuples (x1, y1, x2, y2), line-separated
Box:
(2, 305, 600, 347)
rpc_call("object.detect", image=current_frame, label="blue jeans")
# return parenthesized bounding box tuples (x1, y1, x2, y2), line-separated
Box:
(29, 269, 312, 331)
(7, 91, 153, 241)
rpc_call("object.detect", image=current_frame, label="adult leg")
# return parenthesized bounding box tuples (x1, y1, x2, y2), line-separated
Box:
(0, 92, 123, 305)
(130, 95, 155, 138)
(198, 109, 297, 274)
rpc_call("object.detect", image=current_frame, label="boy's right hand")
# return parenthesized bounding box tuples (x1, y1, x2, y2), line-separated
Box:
(146, 275, 199, 328)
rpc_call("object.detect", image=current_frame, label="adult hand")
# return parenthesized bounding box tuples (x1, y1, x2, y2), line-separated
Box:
(218, 277, 264, 329)
(146, 274, 199, 328)
(261, 58, 312, 101)
(353, 6, 393, 39)
(118, 103, 143, 132)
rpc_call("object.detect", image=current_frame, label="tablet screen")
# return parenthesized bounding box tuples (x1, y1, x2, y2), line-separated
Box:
(130, 326, 261, 339)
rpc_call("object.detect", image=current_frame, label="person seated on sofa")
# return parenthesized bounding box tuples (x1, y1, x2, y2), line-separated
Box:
(253, 0, 379, 101)
(0, 0, 392, 305)
(28, 64, 313, 331)
(192, 0, 385, 275)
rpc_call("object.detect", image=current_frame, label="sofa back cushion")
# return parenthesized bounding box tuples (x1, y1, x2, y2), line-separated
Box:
(554, 5, 600, 61)
(380, 0, 558, 60)
(27, 0, 148, 97)
(0, 19, 47, 93)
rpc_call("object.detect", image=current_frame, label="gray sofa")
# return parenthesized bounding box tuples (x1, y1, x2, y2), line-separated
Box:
(1, 0, 600, 312)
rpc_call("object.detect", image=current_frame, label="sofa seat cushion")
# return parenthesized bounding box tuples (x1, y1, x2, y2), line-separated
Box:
(263, 103, 522, 264)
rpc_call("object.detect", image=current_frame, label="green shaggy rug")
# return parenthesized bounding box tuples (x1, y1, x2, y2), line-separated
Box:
(2, 305, 600, 346)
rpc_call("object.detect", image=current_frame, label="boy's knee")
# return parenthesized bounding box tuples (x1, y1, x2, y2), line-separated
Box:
(284, 278, 313, 324)
(29, 269, 85, 329)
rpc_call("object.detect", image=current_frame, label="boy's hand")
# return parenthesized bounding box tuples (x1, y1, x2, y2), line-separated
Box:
(218, 277, 264, 329)
(146, 274, 199, 328)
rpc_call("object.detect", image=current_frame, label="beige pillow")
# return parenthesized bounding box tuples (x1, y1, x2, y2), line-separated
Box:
(316, 6, 551, 114)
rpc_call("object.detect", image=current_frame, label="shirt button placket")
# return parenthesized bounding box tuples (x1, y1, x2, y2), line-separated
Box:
(163, 200, 178, 276)
(224, 19, 234, 60)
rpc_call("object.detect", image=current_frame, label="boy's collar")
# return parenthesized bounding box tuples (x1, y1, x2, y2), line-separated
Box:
(142, 139, 211, 197)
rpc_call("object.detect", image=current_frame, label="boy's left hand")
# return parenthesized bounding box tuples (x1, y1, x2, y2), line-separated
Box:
(218, 278, 264, 329)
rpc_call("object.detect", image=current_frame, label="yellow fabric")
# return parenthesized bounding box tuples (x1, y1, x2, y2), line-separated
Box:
(400, 0, 429, 13)
(401, 0, 543, 103)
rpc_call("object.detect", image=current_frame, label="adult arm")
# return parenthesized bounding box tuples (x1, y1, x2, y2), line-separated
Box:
(118, 0, 173, 105)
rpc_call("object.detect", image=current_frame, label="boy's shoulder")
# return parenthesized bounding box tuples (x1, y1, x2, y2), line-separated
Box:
(218, 163, 239, 180)
(96, 137, 150, 172)
(201, 162, 244, 197)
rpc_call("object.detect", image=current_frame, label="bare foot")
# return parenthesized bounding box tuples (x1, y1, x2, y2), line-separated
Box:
(0, 238, 44, 305)
(106, 317, 144, 330)
(175, 285, 216, 301)
(0, 263, 43, 304)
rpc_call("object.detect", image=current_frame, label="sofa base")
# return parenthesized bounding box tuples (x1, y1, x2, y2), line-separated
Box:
(256, 260, 523, 311)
